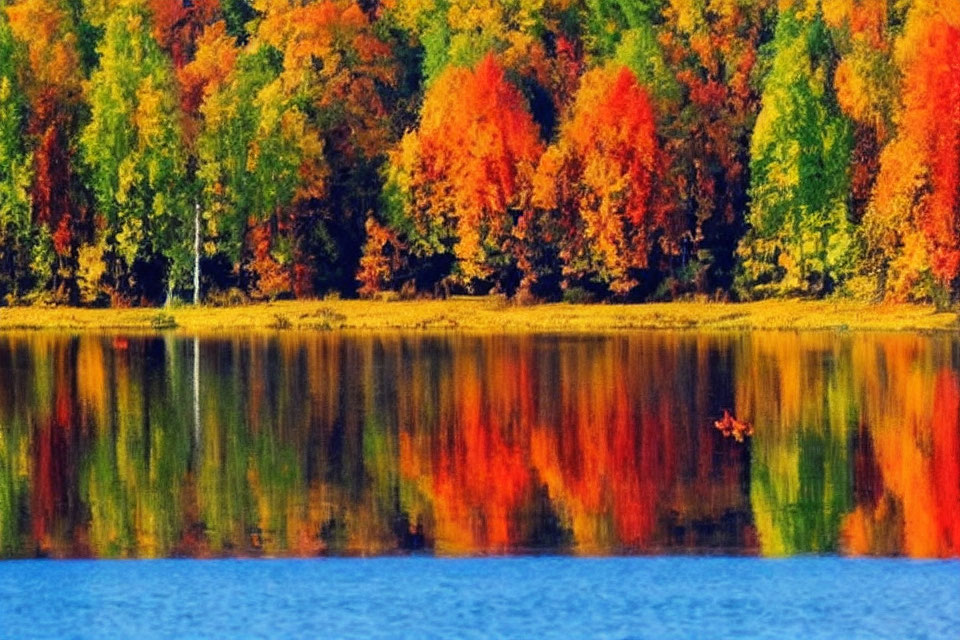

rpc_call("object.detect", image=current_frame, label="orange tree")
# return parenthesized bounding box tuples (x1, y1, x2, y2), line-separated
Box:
(373, 53, 543, 294)
(530, 65, 669, 298)
(864, 3, 960, 302)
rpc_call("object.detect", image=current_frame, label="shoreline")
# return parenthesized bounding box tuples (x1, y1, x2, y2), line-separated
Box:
(0, 298, 958, 334)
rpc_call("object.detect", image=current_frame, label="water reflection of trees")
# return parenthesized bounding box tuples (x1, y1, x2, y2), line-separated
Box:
(0, 332, 956, 558)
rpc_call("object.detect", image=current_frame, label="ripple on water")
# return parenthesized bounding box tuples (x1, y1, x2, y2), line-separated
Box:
(0, 557, 957, 640)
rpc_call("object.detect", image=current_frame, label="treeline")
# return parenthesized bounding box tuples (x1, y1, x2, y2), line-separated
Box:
(0, 0, 957, 306)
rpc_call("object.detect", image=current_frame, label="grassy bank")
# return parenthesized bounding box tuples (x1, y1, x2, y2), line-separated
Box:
(0, 297, 958, 333)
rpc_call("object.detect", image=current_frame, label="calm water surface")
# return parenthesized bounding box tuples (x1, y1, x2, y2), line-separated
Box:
(0, 331, 958, 637)
(0, 557, 957, 639)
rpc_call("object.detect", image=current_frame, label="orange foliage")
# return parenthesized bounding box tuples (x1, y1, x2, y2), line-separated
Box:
(533, 66, 664, 293)
(257, 0, 396, 159)
(823, 0, 888, 49)
(910, 20, 960, 284)
(412, 53, 543, 283)
(178, 21, 239, 117)
(357, 217, 405, 296)
(5, 0, 81, 92)
(868, 13, 960, 295)
(830, 1, 894, 225)
(248, 221, 292, 299)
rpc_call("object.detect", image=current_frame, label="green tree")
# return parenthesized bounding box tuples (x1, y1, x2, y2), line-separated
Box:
(737, 5, 856, 298)
(0, 12, 33, 301)
(196, 44, 324, 298)
(80, 2, 188, 302)
(221, 0, 257, 42)
(584, 0, 666, 57)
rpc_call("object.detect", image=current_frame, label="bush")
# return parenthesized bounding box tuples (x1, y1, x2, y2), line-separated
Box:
(151, 313, 178, 330)
(304, 307, 346, 330)
(270, 313, 293, 330)
(562, 286, 597, 304)
(206, 288, 250, 307)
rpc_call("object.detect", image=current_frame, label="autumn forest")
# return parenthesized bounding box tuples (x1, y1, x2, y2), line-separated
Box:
(0, 0, 958, 306)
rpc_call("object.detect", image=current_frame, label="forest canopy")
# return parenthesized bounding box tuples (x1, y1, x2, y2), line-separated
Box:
(0, 0, 958, 306)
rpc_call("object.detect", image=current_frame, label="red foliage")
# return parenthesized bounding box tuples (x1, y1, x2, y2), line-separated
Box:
(248, 221, 292, 300)
(29, 91, 75, 256)
(148, 0, 221, 69)
(911, 20, 960, 284)
(292, 262, 315, 298)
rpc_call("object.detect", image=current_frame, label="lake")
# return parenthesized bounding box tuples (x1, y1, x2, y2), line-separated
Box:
(0, 331, 958, 637)
(0, 557, 957, 639)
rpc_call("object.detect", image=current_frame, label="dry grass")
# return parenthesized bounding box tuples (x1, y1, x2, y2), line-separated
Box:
(1, 297, 958, 334)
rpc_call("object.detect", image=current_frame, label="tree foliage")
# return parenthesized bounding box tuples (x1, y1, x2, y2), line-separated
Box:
(382, 54, 542, 291)
(532, 65, 665, 296)
(737, 6, 856, 298)
(863, 4, 960, 301)
(0, 0, 958, 305)
(0, 11, 33, 300)
(81, 2, 188, 302)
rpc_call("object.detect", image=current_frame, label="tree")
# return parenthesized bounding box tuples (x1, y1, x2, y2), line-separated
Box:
(197, 44, 324, 299)
(221, 0, 256, 42)
(532, 65, 666, 296)
(81, 2, 188, 303)
(583, 0, 666, 57)
(0, 11, 33, 301)
(255, 0, 400, 296)
(178, 20, 238, 121)
(387, 0, 574, 83)
(377, 53, 542, 292)
(176, 18, 241, 303)
(651, 0, 775, 295)
(148, 0, 220, 69)
(825, 0, 898, 301)
(863, 4, 960, 302)
(737, 5, 856, 298)
(6, 0, 88, 301)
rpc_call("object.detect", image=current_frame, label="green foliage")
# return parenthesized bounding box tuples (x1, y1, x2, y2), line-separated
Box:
(613, 23, 679, 106)
(737, 9, 857, 298)
(221, 0, 258, 43)
(584, 0, 666, 56)
(197, 45, 319, 263)
(80, 3, 188, 292)
(0, 12, 33, 300)
(65, 0, 102, 74)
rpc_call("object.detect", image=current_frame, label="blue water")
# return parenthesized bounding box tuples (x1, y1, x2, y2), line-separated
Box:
(0, 557, 957, 639)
